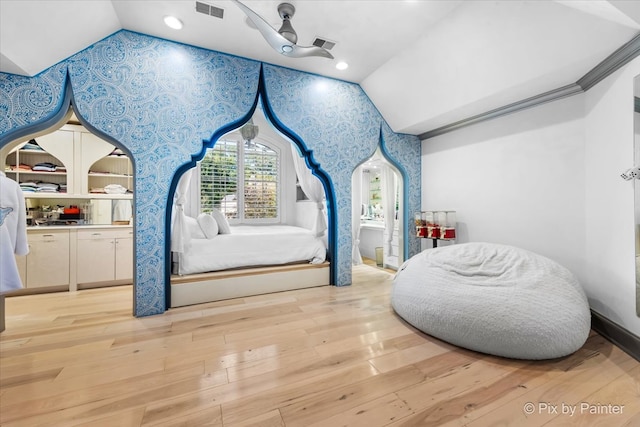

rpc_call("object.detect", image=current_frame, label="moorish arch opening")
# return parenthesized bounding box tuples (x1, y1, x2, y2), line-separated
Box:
(0, 90, 136, 311)
(165, 93, 337, 307)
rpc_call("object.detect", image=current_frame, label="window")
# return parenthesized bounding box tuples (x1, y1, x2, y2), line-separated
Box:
(200, 139, 280, 222)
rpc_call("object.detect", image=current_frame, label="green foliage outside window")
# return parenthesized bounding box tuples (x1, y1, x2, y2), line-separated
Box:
(200, 140, 279, 220)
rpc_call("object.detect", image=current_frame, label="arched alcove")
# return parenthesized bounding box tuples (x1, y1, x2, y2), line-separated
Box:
(0, 89, 137, 302)
(352, 143, 409, 272)
(166, 91, 337, 306)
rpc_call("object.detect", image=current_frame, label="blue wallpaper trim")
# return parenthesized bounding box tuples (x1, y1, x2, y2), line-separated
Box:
(0, 64, 69, 146)
(164, 74, 263, 307)
(259, 67, 338, 285)
(378, 127, 409, 260)
(261, 64, 386, 286)
(0, 30, 421, 316)
(67, 32, 262, 316)
(381, 121, 422, 258)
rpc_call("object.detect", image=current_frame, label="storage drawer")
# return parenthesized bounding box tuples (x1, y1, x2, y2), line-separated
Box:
(28, 230, 69, 242)
(77, 228, 133, 240)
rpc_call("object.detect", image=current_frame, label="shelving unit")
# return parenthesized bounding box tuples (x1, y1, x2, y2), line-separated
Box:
(2, 123, 135, 295)
(80, 129, 132, 197)
(2, 124, 132, 200)
(4, 132, 73, 194)
(369, 174, 381, 204)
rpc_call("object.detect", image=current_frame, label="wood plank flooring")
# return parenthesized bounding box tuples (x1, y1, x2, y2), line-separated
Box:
(1, 264, 638, 426)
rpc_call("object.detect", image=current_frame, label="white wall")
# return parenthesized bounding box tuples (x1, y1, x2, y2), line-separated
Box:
(422, 58, 640, 336)
(422, 94, 586, 269)
(583, 57, 640, 333)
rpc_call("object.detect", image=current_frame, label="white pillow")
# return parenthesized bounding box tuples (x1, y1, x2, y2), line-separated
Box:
(210, 208, 231, 234)
(197, 213, 219, 239)
(184, 216, 206, 239)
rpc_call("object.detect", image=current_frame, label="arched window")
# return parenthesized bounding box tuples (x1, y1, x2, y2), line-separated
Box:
(199, 138, 280, 223)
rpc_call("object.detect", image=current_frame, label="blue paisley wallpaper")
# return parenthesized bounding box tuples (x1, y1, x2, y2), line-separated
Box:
(0, 30, 420, 317)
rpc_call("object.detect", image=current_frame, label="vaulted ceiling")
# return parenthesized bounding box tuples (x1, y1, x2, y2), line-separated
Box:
(2, 1, 640, 137)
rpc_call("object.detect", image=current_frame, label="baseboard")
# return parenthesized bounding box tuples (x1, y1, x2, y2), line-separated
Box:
(590, 310, 640, 362)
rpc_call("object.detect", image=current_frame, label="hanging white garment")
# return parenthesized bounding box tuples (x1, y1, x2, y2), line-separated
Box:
(112, 200, 132, 222)
(290, 145, 327, 237)
(0, 172, 28, 293)
(171, 169, 193, 253)
(381, 165, 397, 255)
(351, 166, 363, 265)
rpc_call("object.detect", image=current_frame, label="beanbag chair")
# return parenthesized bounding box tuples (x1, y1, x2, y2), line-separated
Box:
(391, 242, 590, 360)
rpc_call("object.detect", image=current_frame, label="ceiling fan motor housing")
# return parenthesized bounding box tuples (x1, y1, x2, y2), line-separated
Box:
(278, 3, 296, 20)
(277, 3, 298, 44)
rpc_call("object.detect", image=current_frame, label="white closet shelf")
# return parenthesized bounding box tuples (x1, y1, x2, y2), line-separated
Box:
(21, 193, 132, 199)
(88, 172, 132, 178)
(6, 171, 67, 176)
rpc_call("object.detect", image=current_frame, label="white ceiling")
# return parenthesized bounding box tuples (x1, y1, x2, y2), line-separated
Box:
(1, 0, 640, 136)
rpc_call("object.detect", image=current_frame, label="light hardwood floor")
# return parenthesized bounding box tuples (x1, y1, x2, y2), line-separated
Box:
(1, 264, 639, 426)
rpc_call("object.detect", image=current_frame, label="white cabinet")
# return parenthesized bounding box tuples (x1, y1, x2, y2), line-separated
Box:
(25, 230, 70, 289)
(76, 228, 133, 285)
(77, 231, 116, 284)
(383, 221, 400, 270)
(12, 227, 132, 294)
(115, 232, 133, 281)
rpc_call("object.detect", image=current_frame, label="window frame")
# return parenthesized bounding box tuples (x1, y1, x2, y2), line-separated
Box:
(198, 137, 281, 224)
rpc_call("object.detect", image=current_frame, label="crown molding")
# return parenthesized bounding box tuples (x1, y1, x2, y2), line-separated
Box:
(419, 84, 583, 140)
(420, 32, 640, 140)
(577, 33, 640, 91)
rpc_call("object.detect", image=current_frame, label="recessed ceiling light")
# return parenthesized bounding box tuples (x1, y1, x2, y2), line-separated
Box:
(336, 62, 349, 71)
(164, 15, 183, 30)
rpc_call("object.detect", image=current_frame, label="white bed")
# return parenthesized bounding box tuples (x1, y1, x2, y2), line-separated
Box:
(170, 219, 330, 307)
(175, 224, 327, 275)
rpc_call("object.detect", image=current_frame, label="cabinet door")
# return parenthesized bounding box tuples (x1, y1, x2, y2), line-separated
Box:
(26, 231, 70, 288)
(115, 236, 133, 281)
(77, 232, 115, 284)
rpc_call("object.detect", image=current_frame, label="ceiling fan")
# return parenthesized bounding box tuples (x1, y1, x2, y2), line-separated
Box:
(230, 0, 334, 59)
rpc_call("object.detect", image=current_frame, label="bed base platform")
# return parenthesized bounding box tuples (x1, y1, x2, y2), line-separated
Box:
(170, 262, 330, 307)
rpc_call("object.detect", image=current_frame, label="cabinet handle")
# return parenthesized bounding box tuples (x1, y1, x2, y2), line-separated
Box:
(92, 233, 102, 236)
(43, 234, 54, 237)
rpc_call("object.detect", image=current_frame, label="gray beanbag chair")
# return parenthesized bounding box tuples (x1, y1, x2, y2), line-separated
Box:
(391, 242, 590, 360)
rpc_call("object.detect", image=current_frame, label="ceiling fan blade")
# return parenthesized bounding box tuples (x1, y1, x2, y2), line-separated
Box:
(287, 44, 334, 59)
(231, 0, 296, 54)
(231, 0, 334, 60)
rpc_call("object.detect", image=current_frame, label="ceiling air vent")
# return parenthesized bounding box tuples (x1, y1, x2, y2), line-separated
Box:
(196, 1, 224, 19)
(312, 37, 336, 50)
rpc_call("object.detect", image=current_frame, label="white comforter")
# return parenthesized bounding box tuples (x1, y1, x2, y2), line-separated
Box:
(177, 224, 327, 275)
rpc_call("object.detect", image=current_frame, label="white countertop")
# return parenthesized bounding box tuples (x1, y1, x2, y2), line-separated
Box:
(27, 224, 132, 231)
